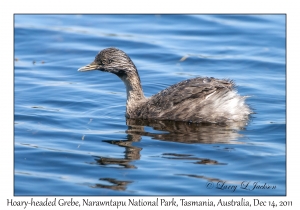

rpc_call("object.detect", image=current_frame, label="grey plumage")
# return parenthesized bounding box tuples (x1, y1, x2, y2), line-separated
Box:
(78, 47, 251, 124)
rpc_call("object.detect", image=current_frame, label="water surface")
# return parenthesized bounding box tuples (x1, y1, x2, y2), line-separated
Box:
(14, 14, 286, 195)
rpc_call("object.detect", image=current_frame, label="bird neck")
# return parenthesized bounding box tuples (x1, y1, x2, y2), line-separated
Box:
(119, 71, 145, 103)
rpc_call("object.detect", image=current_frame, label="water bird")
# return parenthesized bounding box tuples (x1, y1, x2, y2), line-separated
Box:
(78, 47, 251, 124)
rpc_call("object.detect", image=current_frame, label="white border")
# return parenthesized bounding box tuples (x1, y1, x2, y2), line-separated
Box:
(2, 0, 296, 209)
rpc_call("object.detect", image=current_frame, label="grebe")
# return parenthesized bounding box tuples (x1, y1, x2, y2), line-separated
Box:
(78, 47, 251, 124)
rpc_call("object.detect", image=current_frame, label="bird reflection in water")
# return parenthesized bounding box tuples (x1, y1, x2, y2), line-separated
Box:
(126, 118, 248, 144)
(90, 178, 133, 191)
(92, 119, 248, 191)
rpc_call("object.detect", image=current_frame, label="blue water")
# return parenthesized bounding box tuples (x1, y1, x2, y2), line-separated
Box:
(14, 14, 286, 195)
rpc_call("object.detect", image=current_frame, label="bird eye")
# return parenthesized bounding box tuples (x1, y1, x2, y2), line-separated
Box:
(101, 59, 112, 65)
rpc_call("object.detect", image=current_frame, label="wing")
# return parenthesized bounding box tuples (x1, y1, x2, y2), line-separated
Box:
(135, 77, 235, 121)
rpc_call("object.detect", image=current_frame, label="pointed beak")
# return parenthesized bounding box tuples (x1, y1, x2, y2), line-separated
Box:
(78, 62, 99, 72)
